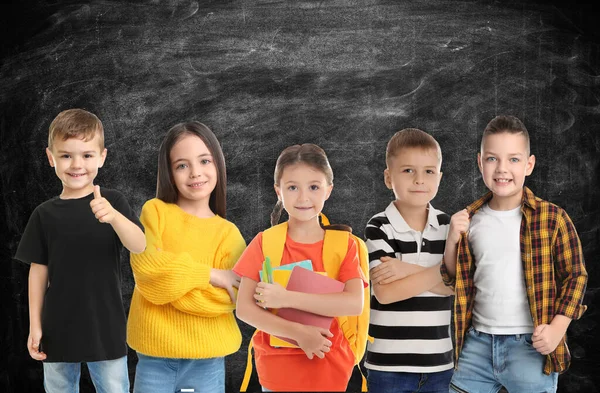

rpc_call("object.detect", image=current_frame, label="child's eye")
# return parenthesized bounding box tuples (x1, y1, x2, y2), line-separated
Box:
(403, 168, 414, 173)
(200, 159, 212, 165)
(310, 185, 320, 191)
(287, 185, 297, 191)
(61, 154, 70, 159)
(510, 157, 520, 163)
(426, 170, 436, 174)
(84, 154, 94, 158)
(486, 157, 497, 162)
(176, 163, 188, 170)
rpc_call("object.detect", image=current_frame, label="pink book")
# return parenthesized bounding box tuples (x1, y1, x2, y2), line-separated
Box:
(272, 266, 345, 347)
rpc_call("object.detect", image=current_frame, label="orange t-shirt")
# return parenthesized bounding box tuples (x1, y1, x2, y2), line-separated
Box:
(233, 231, 363, 392)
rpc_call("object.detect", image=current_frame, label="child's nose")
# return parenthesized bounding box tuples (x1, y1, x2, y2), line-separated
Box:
(71, 156, 83, 167)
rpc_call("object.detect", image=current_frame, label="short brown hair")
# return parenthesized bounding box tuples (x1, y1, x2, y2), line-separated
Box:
(156, 121, 227, 218)
(386, 128, 442, 167)
(482, 115, 530, 154)
(48, 109, 104, 150)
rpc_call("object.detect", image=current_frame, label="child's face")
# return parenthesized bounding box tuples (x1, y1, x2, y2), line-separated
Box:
(384, 147, 442, 210)
(274, 163, 333, 225)
(46, 133, 107, 198)
(170, 134, 217, 207)
(478, 132, 535, 209)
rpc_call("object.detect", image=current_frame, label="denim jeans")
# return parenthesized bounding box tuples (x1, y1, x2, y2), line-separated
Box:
(450, 327, 559, 393)
(366, 368, 453, 393)
(133, 353, 225, 393)
(43, 356, 129, 393)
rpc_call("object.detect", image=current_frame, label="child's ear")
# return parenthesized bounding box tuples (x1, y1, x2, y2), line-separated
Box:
(46, 148, 55, 167)
(274, 184, 281, 201)
(477, 153, 483, 174)
(98, 148, 108, 168)
(383, 168, 392, 190)
(525, 154, 536, 176)
(325, 184, 333, 200)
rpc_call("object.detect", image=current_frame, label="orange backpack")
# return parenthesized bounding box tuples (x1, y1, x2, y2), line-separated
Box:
(240, 214, 371, 392)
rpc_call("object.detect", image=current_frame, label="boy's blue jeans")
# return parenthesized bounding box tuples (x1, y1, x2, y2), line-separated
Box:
(43, 355, 129, 393)
(450, 327, 559, 393)
(133, 353, 224, 393)
(366, 368, 453, 393)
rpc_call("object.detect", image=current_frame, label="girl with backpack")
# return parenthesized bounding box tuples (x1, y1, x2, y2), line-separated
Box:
(234, 144, 367, 392)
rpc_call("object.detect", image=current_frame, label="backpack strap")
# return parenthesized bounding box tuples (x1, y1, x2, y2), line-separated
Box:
(262, 222, 288, 268)
(240, 330, 259, 392)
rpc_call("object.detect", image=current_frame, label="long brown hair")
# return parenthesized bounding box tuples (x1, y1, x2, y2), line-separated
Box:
(271, 144, 351, 232)
(156, 121, 227, 218)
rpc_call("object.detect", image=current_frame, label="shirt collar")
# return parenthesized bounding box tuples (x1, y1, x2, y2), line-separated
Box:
(385, 201, 441, 233)
(466, 186, 537, 217)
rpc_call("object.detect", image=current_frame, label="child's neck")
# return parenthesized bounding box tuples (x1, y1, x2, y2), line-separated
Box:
(287, 217, 325, 243)
(60, 184, 94, 199)
(176, 198, 215, 218)
(488, 192, 522, 211)
(393, 200, 428, 232)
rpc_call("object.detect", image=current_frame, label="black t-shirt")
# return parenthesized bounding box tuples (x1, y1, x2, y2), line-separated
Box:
(15, 188, 144, 362)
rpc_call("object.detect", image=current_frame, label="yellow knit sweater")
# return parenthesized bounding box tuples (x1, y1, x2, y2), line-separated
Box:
(127, 198, 246, 359)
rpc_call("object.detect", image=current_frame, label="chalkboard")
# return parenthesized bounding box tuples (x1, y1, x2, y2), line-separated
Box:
(1, 0, 598, 392)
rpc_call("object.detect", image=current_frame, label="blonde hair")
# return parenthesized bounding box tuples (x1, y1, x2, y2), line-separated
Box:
(386, 128, 442, 167)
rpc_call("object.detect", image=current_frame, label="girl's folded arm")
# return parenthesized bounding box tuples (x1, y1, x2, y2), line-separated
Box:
(131, 201, 212, 305)
(236, 276, 308, 340)
(285, 278, 364, 317)
(170, 230, 247, 316)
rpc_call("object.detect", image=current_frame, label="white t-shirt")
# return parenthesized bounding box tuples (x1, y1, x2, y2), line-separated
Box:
(469, 204, 534, 334)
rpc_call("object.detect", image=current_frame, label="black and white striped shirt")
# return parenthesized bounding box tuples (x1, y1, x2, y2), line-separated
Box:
(364, 202, 453, 373)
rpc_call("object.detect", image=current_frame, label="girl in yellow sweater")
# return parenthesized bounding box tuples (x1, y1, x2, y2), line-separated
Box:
(127, 122, 246, 393)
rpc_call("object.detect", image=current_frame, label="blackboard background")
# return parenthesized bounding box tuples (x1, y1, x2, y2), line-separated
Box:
(1, 0, 599, 392)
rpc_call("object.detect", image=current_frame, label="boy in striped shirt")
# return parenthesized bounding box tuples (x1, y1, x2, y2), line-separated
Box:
(365, 128, 454, 393)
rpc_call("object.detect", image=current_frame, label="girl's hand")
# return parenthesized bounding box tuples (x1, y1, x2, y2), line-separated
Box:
(295, 325, 333, 360)
(371, 256, 417, 285)
(254, 282, 288, 309)
(209, 269, 241, 303)
(448, 209, 470, 245)
(27, 327, 46, 361)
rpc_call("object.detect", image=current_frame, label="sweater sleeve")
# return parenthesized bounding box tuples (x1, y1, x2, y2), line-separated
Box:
(170, 224, 247, 317)
(130, 200, 212, 305)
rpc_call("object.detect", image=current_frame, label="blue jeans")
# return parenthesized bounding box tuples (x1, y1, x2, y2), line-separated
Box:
(450, 327, 559, 393)
(43, 356, 129, 393)
(133, 353, 224, 393)
(366, 368, 453, 393)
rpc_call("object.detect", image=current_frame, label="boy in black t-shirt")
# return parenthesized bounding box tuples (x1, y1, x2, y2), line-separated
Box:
(15, 109, 145, 393)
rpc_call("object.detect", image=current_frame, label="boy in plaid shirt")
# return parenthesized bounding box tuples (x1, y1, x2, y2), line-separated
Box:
(441, 115, 587, 393)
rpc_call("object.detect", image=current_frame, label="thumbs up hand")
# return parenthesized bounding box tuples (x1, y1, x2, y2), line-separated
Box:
(90, 185, 116, 223)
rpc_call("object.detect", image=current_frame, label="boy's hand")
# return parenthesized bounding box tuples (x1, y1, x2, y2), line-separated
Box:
(90, 186, 116, 223)
(448, 209, 470, 245)
(254, 282, 288, 309)
(370, 256, 415, 285)
(27, 328, 46, 361)
(209, 269, 241, 303)
(296, 325, 333, 360)
(532, 324, 566, 355)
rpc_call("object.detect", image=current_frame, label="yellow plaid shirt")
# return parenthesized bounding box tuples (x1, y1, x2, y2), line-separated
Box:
(441, 187, 588, 374)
